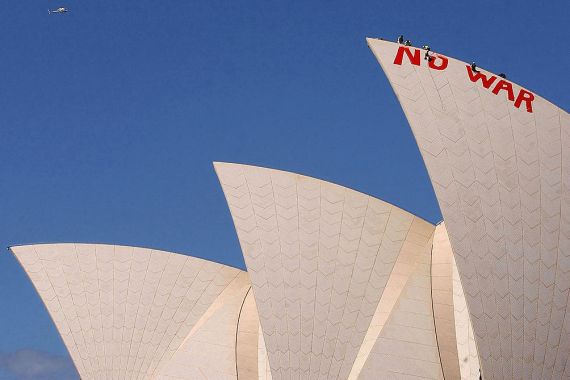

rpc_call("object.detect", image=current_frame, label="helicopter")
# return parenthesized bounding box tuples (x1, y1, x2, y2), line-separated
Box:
(48, 7, 69, 14)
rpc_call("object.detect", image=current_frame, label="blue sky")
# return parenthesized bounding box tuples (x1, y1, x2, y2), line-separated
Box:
(0, 0, 567, 378)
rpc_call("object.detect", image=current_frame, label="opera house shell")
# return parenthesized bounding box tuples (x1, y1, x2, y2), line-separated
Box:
(10, 39, 569, 380)
(368, 38, 570, 379)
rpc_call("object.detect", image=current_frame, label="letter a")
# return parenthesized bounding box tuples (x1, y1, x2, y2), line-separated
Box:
(394, 46, 420, 66)
(492, 80, 515, 101)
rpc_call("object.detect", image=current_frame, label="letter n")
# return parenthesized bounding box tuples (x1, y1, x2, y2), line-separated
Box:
(393, 46, 420, 66)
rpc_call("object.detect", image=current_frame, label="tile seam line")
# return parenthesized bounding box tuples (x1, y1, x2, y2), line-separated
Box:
(145, 251, 192, 377)
(327, 195, 370, 378)
(242, 166, 282, 377)
(539, 106, 565, 379)
(351, 210, 417, 379)
(269, 171, 291, 378)
(430, 232, 448, 380)
(317, 184, 348, 378)
(74, 243, 97, 377)
(307, 177, 323, 377)
(344, 204, 395, 378)
(131, 248, 169, 378)
(530, 84, 543, 379)
(554, 109, 570, 377)
(149, 257, 207, 377)
(125, 246, 152, 380)
(116, 244, 134, 379)
(235, 285, 253, 380)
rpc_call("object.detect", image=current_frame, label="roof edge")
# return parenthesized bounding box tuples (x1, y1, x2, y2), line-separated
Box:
(214, 161, 437, 227)
(8, 242, 247, 272)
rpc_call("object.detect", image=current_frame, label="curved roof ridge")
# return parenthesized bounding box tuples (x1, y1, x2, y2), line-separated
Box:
(213, 161, 436, 226)
(366, 37, 569, 114)
(8, 242, 245, 272)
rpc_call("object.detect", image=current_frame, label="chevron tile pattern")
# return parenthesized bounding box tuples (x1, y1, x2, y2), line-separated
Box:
(156, 271, 251, 379)
(348, 217, 436, 379)
(215, 162, 437, 379)
(13, 167, 491, 379)
(369, 37, 570, 379)
(358, 220, 442, 379)
(11, 244, 246, 380)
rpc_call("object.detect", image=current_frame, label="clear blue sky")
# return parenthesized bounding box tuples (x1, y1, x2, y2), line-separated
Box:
(0, 0, 567, 378)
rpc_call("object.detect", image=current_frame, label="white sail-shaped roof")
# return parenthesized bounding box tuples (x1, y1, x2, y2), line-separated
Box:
(215, 162, 441, 379)
(10, 244, 253, 380)
(12, 164, 486, 379)
(369, 37, 570, 379)
(356, 219, 442, 379)
(155, 271, 251, 379)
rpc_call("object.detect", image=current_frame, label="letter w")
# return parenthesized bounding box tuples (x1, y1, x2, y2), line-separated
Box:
(466, 65, 497, 89)
(393, 47, 420, 66)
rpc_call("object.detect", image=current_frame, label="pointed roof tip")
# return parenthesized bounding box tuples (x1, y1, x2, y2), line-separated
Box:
(6, 245, 24, 255)
(212, 161, 237, 171)
(6, 243, 40, 251)
(213, 161, 254, 171)
(6, 245, 24, 253)
(366, 36, 387, 42)
(366, 37, 393, 49)
(213, 161, 235, 165)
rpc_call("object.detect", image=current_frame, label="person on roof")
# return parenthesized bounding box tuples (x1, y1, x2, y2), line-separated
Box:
(423, 45, 432, 61)
(471, 62, 480, 73)
(397, 35, 404, 44)
(404, 40, 412, 46)
(498, 73, 507, 79)
(49, 7, 68, 14)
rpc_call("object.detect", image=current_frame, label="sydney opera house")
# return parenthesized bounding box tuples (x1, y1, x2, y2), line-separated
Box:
(10, 39, 569, 379)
